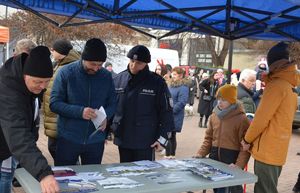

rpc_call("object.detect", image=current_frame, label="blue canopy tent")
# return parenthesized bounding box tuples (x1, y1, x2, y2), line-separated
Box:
(0, 0, 300, 79)
(0, 0, 299, 41)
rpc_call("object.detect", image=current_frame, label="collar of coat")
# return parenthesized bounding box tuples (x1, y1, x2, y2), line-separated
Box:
(238, 82, 254, 96)
(127, 65, 150, 85)
(167, 77, 191, 87)
(54, 49, 80, 71)
(213, 102, 245, 119)
(1, 53, 33, 96)
(264, 59, 300, 87)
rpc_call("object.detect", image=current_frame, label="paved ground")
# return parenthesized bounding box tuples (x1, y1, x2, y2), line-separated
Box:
(13, 99, 300, 193)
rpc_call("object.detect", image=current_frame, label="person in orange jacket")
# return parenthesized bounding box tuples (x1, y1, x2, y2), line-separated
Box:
(241, 42, 300, 193)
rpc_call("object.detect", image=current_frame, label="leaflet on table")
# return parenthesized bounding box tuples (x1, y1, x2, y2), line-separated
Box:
(59, 181, 98, 193)
(52, 167, 76, 177)
(77, 172, 105, 181)
(145, 173, 184, 184)
(106, 165, 156, 176)
(133, 160, 162, 169)
(53, 167, 105, 182)
(156, 159, 186, 168)
(97, 177, 143, 189)
(188, 162, 234, 181)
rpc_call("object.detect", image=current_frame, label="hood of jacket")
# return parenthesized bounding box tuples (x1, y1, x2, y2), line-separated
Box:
(57, 49, 81, 67)
(0, 54, 31, 96)
(167, 77, 191, 87)
(264, 59, 300, 87)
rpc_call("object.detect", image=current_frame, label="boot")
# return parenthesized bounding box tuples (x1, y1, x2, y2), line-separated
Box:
(13, 177, 21, 187)
(293, 173, 300, 193)
(198, 117, 203, 128)
(204, 118, 208, 128)
(293, 184, 300, 193)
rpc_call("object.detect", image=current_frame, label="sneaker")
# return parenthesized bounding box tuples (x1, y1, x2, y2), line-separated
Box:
(160, 149, 166, 156)
(163, 156, 171, 159)
(12, 178, 21, 187)
(198, 121, 202, 128)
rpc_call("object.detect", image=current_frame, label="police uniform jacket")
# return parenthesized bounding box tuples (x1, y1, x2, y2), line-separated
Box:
(112, 65, 174, 149)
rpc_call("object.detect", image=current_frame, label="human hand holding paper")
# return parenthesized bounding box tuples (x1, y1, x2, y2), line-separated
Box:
(89, 107, 107, 138)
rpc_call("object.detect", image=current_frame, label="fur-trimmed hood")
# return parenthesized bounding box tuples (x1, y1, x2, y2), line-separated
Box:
(167, 77, 192, 87)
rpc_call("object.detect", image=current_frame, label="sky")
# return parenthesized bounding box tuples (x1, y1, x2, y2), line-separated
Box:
(0, 5, 17, 18)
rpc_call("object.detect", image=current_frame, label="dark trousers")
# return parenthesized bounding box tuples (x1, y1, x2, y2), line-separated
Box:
(254, 160, 282, 193)
(166, 132, 177, 156)
(213, 185, 243, 193)
(48, 137, 57, 160)
(118, 147, 154, 163)
(55, 137, 104, 166)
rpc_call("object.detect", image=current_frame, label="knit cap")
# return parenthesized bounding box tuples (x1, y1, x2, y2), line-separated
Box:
(104, 62, 112, 68)
(216, 84, 237, 104)
(23, 46, 53, 78)
(52, 39, 73, 56)
(267, 42, 289, 66)
(127, 45, 151, 63)
(82, 38, 107, 62)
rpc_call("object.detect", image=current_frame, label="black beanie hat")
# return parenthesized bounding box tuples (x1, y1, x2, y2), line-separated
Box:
(82, 38, 107, 62)
(52, 39, 73, 56)
(127, 45, 151, 63)
(267, 42, 289, 65)
(104, 62, 112, 68)
(23, 46, 53, 78)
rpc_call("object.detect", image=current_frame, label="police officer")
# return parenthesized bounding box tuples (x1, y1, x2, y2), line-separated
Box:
(112, 45, 174, 162)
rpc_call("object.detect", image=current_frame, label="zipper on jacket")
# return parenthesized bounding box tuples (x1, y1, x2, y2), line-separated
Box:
(217, 121, 222, 161)
(84, 78, 91, 144)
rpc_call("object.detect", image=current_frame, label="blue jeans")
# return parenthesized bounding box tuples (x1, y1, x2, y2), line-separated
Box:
(55, 137, 105, 166)
(0, 157, 18, 193)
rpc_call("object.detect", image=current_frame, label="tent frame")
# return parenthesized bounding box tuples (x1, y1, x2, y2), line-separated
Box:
(3, 0, 300, 41)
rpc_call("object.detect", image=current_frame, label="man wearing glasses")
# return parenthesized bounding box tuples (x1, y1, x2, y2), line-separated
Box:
(50, 38, 116, 166)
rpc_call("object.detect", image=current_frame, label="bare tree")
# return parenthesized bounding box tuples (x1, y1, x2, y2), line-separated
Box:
(290, 42, 300, 65)
(205, 36, 229, 67)
(0, 11, 137, 47)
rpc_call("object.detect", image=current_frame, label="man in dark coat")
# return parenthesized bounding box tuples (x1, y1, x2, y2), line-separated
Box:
(112, 45, 174, 162)
(0, 46, 59, 193)
(237, 69, 257, 114)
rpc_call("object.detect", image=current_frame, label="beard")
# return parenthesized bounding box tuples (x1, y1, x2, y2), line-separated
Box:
(83, 65, 97, 74)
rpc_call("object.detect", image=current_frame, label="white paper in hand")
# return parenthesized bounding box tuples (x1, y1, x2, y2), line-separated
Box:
(88, 107, 107, 139)
(91, 106, 107, 130)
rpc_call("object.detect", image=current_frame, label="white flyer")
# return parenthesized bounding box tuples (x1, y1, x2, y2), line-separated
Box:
(91, 106, 107, 130)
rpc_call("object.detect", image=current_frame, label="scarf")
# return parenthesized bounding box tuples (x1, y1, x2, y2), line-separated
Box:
(214, 103, 238, 119)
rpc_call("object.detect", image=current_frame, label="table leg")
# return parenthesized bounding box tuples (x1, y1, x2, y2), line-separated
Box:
(224, 187, 229, 193)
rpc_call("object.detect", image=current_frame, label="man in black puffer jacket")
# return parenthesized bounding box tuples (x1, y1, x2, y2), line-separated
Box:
(0, 46, 59, 193)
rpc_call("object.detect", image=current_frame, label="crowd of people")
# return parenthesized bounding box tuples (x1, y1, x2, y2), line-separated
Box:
(0, 39, 299, 193)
